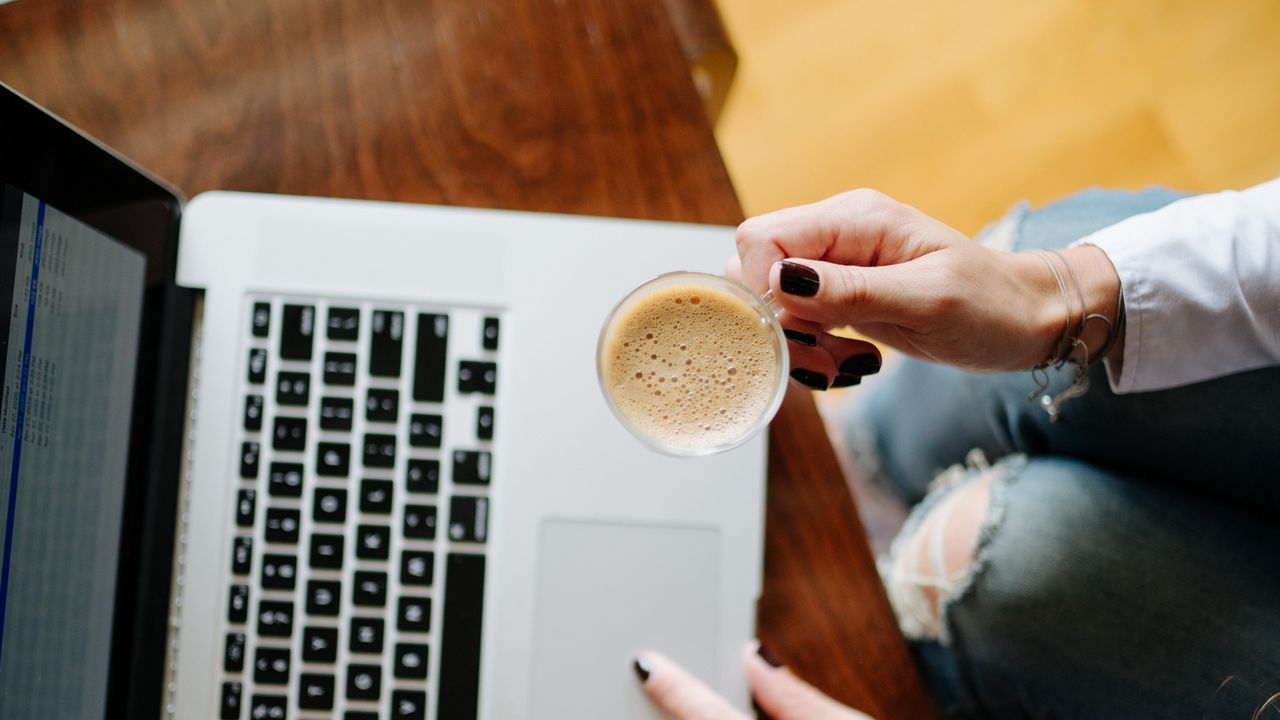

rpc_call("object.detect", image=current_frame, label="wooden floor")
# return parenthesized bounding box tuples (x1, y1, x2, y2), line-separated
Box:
(713, 0, 1280, 553)
(715, 0, 1280, 235)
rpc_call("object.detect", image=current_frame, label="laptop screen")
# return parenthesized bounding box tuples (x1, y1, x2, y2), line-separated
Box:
(0, 184, 147, 716)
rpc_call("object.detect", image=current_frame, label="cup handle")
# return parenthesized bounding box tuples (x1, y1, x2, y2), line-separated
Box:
(758, 288, 785, 320)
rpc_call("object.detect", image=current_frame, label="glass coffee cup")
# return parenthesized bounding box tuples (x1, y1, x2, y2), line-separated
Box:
(596, 272, 789, 456)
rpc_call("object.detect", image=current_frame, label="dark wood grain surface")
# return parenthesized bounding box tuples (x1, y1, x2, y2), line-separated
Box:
(0, 1, 932, 717)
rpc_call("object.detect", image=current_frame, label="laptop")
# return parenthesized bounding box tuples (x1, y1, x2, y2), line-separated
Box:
(0, 84, 766, 719)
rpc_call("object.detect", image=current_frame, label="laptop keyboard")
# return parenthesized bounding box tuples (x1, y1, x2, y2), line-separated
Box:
(220, 297, 499, 720)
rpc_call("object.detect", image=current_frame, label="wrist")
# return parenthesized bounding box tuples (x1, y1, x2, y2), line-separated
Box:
(1057, 244, 1122, 363)
(1006, 249, 1072, 368)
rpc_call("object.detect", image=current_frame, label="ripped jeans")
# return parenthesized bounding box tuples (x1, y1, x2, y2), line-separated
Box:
(845, 188, 1280, 719)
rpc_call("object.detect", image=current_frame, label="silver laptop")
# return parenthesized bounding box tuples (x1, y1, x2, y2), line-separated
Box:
(0, 85, 766, 719)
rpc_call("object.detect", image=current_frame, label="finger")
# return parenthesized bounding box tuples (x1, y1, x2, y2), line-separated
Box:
(778, 317, 835, 390)
(814, 335, 881, 387)
(724, 253, 743, 283)
(743, 643, 876, 720)
(769, 257, 936, 328)
(637, 651, 748, 720)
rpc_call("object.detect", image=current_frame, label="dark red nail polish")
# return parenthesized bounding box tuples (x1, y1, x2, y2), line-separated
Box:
(779, 261, 819, 297)
(789, 368, 828, 390)
(633, 657, 651, 683)
(839, 353, 881, 376)
(757, 642, 784, 668)
(784, 329, 817, 347)
(831, 374, 862, 388)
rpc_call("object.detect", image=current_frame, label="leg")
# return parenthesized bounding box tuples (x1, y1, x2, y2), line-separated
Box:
(881, 456, 1280, 719)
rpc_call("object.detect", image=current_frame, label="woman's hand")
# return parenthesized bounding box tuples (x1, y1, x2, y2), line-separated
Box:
(635, 643, 875, 720)
(729, 189, 1121, 380)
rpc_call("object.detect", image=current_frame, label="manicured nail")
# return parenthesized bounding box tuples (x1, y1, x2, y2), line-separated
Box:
(789, 368, 828, 390)
(756, 642, 784, 668)
(779, 260, 819, 297)
(633, 657, 651, 683)
(830, 374, 862, 388)
(839, 353, 881, 376)
(783, 329, 817, 347)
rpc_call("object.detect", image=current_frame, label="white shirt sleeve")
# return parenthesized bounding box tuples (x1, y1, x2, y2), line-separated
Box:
(1074, 177, 1280, 394)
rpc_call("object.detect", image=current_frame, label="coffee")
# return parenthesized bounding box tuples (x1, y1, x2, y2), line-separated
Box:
(600, 280, 782, 452)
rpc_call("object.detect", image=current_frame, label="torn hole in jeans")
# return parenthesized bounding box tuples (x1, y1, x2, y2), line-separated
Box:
(879, 452, 1026, 644)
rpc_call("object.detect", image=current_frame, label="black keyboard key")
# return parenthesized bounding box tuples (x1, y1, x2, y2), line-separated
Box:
(448, 496, 488, 543)
(249, 695, 286, 720)
(224, 632, 246, 672)
(346, 664, 382, 701)
(320, 396, 354, 431)
(252, 302, 271, 337)
(365, 388, 399, 422)
(408, 413, 442, 448)
(482, 316, 499, 351)
(231, 537, 252, 575)
(324, 351, 357, 386)
(254, 647, 291, 684)
(370, 310, 405, 377)
(328, 306, 359, 341)
(362, 433, 396, 468)
(228, 585, 250, 623)
(476, 406, 494, 441)
(260, 554, 297, 590)
(265, 508, 300, 544)
(273, 416, 307, 452)
(257, 600, 295, 638)
(452, 450, 492, 486)
(310, 533, 345, 570)
(394, 643, 429, 680)
(439, 553, 486, 720)
(356, 525, 391, 560)
(352, 570, 388, 607)
(244, 395, 264, 431)
(240, 442, 260, 479)
(406, 459, 439, 495)
(413, 314, 449, 402)
(302, 626, 339, 663)
(317, 442, 350, 477)
(400, 550, 434, 587)
(220, 681, 243, 720)
(299, 673, 336, 711)
(247, 348, 268, 384)
(391, 689, 427, 720)
(359, 479, 393, 514)
(313, 488, 348, 524)
(306, 580, 341, 616)
(349, 617, 385, 654)
(397, 596, 431, 633)
(268, 462, 304, 498)
(235, 489, 256, 528)
(457, 360, 497, 395)
(276, 371, 311, 406)
(403, 504, 437, 540)
(280, 304, 316, 360)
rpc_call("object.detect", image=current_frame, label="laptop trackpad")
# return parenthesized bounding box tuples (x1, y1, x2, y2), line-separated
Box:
(529, 519, 722, 719)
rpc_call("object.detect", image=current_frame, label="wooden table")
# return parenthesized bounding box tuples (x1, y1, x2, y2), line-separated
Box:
(0, 1, 932, 717)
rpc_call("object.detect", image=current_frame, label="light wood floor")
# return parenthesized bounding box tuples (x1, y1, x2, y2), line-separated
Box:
(715, 0, 1280, 235)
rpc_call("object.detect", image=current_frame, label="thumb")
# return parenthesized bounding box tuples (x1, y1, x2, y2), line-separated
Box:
(768, 258, 936, 328)
(744, 643, 876, 720)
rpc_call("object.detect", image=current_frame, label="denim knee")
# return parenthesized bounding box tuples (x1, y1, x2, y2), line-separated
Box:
(912, 457, 1280, 719)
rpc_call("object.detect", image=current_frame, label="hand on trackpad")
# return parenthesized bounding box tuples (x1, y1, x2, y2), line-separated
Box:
(529, 519, 723, 719)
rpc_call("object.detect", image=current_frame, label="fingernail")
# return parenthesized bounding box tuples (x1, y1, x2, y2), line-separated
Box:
(789, 368, 828, 390)
(830, 374, 862, 388)
(752, 697, 777, 720)
(783, 329, 817, 347)
(839, 353, 881, 376)
(779, 260, 819, 297)
(756, 642, 784, 668)
(633, 657, 651, 683)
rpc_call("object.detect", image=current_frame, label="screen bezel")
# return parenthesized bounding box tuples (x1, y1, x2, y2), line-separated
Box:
(0, 82, 191, 719)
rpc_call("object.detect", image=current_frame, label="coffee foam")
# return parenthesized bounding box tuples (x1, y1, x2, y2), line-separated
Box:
(602, 281, 779, 450)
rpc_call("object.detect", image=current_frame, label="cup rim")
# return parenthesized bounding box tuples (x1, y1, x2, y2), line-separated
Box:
(595, 271, 790, 457)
